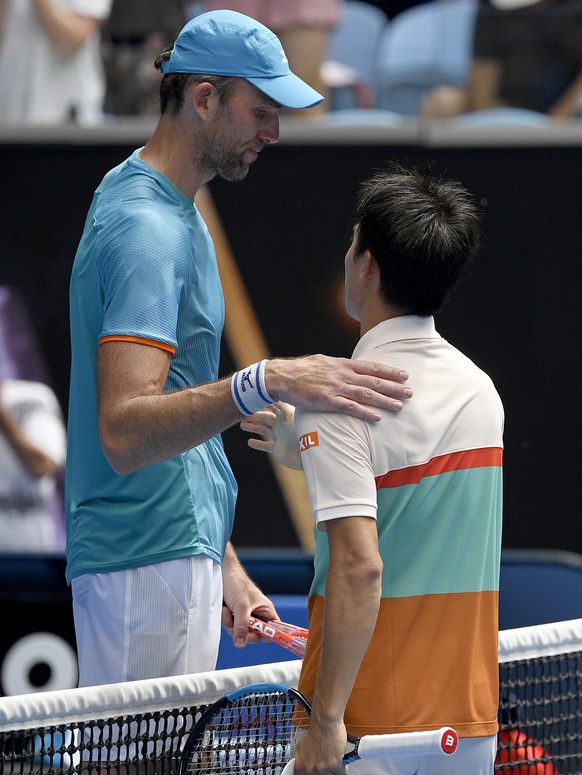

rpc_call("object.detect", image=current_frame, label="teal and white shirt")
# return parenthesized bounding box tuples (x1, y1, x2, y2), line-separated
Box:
(296, 316, 504, 738)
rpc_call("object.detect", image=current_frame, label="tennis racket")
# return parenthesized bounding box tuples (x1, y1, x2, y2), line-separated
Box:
(179, 683, 458, 774)
(248, 616, 309, 657)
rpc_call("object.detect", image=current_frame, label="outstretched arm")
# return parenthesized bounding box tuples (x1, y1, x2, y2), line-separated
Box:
(0, 405, 59, 478)
(97, 342, 411, 475)
(0, 0, 9, 34)
(466, 58, 504, 112)
(548, 71, 582, 117)
(98, 341, 240, 475)
(32, 0, 104, 54)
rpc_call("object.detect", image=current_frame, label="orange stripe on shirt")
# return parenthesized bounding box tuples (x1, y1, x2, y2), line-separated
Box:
(376, 447, 502, 489)
(99, 335, 177, 355)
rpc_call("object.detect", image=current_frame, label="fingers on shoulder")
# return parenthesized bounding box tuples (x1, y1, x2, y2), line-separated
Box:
(352, 358, 409, 383)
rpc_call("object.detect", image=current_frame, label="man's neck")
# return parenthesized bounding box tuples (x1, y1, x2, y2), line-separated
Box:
(139, 118, 213, 200)
(359, 303, 403, 338)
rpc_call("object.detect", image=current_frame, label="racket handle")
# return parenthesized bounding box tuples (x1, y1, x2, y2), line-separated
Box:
(281, 759, 295, 774)
(357, 727, 459, 760)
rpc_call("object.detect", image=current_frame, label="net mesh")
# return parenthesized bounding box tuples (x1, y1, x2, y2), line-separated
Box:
(0, 619, 579, 774)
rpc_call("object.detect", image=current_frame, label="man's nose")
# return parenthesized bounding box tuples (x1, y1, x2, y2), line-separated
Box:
(258, 114, 280, 144)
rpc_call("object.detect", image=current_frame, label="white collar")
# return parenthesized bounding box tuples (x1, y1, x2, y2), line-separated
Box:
(352, 316, 440, 359)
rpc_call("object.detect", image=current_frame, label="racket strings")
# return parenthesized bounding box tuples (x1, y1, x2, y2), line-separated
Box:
(184, 690, 310, 774)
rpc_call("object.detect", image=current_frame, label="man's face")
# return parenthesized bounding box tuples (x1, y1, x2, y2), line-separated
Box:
(201, 80, 281, 182)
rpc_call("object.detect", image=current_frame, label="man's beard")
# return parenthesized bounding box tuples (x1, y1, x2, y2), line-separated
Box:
(200, 132, 250, 183)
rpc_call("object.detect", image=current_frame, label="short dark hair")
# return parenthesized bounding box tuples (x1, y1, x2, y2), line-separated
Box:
(154, 48, 237, 115)
(354, 162, 481, 317)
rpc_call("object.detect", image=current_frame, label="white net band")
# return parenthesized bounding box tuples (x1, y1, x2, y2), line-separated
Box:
(0, 659, 301, 731)
(498, 617, 582, 662)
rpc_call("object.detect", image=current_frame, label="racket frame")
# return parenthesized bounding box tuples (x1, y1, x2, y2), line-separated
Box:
(179, 682, 458, 774)
(178, 683, 311, 775)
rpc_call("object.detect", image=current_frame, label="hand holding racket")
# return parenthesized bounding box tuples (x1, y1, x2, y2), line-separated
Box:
(281, 725, 459, 774)
(179, 683, 458, 774)
(248, 616, 309, 657)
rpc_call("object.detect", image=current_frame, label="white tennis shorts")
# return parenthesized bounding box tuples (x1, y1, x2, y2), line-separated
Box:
(71, 556, 223, 687)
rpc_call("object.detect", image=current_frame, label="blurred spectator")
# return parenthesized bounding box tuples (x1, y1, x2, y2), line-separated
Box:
(101, 0, 186, 116)
(422, 0, 582, 118)
(0, 286, 66, 552)
(362, 0, 433, 19)
(0, 0, 112, 125)
(199, 0, 344, 115)
(0, 377, 66, 553)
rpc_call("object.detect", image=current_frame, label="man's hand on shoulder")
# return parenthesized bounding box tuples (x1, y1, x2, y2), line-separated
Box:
(265, 355, 412, 423)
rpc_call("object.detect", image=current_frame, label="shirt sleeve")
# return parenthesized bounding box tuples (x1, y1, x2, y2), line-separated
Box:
(97, 206, 193, 350)
(294, 409, 377, 531)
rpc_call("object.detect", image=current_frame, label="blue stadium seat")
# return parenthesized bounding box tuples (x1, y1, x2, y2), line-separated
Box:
(321, 107, 407, 127)
(451, 107, 550, 129)
(374, 0, 478, 115)
(324, 0, 389, 110)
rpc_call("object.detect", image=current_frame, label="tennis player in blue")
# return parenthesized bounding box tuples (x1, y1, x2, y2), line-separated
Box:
(66, 10, 412, 688)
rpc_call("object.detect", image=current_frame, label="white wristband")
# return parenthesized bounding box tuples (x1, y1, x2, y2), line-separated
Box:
(231, 360, 276, 416)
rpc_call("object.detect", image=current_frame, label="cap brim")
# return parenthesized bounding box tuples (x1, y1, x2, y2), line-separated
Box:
(489, 0, 543, 8)
(246, 72, 324, 109)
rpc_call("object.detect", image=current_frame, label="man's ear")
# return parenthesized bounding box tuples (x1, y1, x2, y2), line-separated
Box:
(362, 250, 380, 281)
(190, 81, 216, 118)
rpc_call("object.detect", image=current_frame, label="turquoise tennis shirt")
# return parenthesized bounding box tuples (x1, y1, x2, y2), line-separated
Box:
(65, 150, 237, 583)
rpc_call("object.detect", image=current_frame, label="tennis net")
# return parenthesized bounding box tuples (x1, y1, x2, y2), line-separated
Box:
(0, 618, 579, 774)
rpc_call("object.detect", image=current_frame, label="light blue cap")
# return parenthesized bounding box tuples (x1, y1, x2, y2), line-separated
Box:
(159, 10, 324, 109)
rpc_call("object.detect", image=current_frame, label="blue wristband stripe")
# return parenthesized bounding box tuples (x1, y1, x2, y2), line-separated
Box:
(232, 372, 252, 415)
(256, 362, 272, 404)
